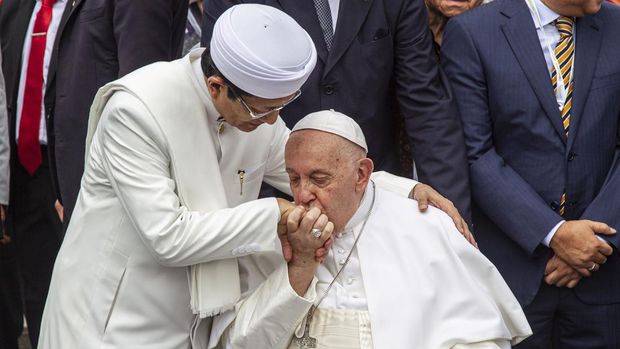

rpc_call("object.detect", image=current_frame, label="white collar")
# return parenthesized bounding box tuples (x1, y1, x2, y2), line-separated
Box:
(341, 182, 374, 233)
(530, 0, 561, 28)
(189, 48, 222, 127)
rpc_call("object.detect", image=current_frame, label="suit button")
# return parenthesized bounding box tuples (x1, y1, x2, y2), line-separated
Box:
(569, 201, 577, 207)
(323, 84, 334, 95)
(567, 152, 576, 161)
(550, 201, 560, 211)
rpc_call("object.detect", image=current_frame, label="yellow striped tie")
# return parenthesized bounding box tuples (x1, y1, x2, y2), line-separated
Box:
(551, 16, 575, 216)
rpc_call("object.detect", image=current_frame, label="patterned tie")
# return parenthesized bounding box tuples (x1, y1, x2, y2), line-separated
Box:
(18, 0, 55, 176)
(551, 16, 575, 216)
(313, 0, 334, 51)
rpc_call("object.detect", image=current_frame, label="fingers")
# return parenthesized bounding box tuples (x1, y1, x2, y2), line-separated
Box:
(592, 251, 608, 265)
(566, 278, 581, 288)
(416, 195, 429, 212)
(286, 206, 306, 234)
(589, 221, 617, 236)
(597, 240, 613, 257)
(461, 222, 477, 248)
(544, 256, 559, 275)
(544, 269, 561, 285)
(575, 267, 592, 278)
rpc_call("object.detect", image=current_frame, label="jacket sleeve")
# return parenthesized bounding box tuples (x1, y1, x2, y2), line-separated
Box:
(392, 0, 472, 223)
(441, 18, 563, 255)
(93, 91, 281, 267)
(580, 117, 620, 248)
(114, 0, 188, 77)
(219, 263, 316, 349)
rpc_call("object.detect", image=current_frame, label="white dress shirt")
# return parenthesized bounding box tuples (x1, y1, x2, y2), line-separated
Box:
(15, 0, 67, 145)
(315, 183, 372, 311)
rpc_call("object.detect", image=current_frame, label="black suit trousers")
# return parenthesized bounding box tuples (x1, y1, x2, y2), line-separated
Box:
(8, 147, 62, 347)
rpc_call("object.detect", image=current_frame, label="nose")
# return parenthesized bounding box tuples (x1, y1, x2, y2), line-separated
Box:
(295, 182, 316, 207)
(260, 110, 280, 125)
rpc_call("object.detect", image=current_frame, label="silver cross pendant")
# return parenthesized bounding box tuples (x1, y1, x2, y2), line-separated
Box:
(293, 318, 317, 348)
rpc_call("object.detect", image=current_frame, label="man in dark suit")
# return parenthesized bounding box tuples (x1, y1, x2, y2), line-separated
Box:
(442, 0, 620, 346)
(49, 0, 188, 222)
(0, 1, 65, 346)
(201, 0, 473, 223)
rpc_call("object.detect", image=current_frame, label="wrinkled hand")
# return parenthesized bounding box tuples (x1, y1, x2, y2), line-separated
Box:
(286, 207, 334, 266)
(550, 220, 615, 275)
(544, 254, 583, 288)
(0, 205, 10, 245)
(276, 198, 297, 262)
(54, 200, 64, 223)
(409, 183, 476, 247)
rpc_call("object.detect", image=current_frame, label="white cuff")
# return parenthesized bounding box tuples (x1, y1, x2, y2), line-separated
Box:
(543, 220, 565, 247)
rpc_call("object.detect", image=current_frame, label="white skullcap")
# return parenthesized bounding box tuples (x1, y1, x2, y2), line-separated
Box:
(291, 110, 368, 153)
(210, 4, 317, 99)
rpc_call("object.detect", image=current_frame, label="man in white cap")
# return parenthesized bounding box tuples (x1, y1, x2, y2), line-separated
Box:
(38, 4, 470, 349)
(211, 110, 532, 349)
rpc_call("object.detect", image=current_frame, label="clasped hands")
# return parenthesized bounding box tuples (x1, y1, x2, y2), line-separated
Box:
(276, 199, 333, 266)
(545, 220, 617, 288)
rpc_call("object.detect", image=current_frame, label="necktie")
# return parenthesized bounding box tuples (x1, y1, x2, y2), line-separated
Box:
(18, 0, 55, 176)
(313, 0, 334, 51)
(551, 16, 575, 216)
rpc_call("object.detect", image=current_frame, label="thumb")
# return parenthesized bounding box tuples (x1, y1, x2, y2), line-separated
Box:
(589, 221, 617, 235)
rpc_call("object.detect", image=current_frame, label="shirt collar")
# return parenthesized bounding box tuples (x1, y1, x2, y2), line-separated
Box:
(342, 181, 375, 233)
(530, 0, 561, 29)
(189, 48, 221, 126)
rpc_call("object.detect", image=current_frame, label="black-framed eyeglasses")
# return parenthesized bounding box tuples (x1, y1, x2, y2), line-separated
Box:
(228, 86, 302, 120)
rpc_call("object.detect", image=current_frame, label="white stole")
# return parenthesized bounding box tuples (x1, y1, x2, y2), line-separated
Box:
(85, 54, 241, 320)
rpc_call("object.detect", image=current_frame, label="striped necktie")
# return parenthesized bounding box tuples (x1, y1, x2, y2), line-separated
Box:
(551, 16, 575, 216)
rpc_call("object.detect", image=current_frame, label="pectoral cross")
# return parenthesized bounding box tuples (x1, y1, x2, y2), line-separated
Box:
(293, 319, 316, 349)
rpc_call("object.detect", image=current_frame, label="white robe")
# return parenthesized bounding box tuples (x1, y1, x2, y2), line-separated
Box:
(38, 49, 294, 349)
(216, 187, 532, 349)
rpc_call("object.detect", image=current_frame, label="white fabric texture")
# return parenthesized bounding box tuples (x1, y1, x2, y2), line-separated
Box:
(210, 4, 317, 98)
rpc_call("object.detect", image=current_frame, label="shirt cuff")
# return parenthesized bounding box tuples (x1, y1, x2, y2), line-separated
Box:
(543, 220, 565, 247)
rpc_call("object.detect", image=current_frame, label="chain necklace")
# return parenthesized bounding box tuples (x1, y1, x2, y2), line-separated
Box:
(294, 181, 377, 349)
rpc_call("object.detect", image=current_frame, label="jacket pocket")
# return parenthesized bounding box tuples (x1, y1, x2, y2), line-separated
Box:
(91, 249, 129, 336)
(590, 72, 620, 90)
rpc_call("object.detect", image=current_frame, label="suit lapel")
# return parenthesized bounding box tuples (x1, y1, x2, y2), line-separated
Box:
(46, 0, 79, 92)
(323, 0, 373, 76)
(566, 14, 601, 150)
(500, 0, 566, 143)
(271, 0, 329, 65)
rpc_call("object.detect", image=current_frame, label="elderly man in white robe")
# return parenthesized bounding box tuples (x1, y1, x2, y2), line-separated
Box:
(38, 4, 472, 349)
(212, 110, 532, 349)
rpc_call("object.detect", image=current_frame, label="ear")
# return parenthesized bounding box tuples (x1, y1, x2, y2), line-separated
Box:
(206, 76, 225, 100)
(355, 158, 374, 193)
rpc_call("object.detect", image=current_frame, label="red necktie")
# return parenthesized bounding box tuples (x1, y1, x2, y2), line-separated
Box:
(18, 0, 55, 176)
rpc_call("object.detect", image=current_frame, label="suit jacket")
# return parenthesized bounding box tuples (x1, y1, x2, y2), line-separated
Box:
(201, 0, 473, 223)
(46, 0, 187, 219)
(0, 0, 38, 208)
(442, 0, 620, 306)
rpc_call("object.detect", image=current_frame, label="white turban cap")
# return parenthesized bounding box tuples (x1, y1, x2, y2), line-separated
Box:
(210, 4, 317, 99)
(292, 109, 368, 153)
